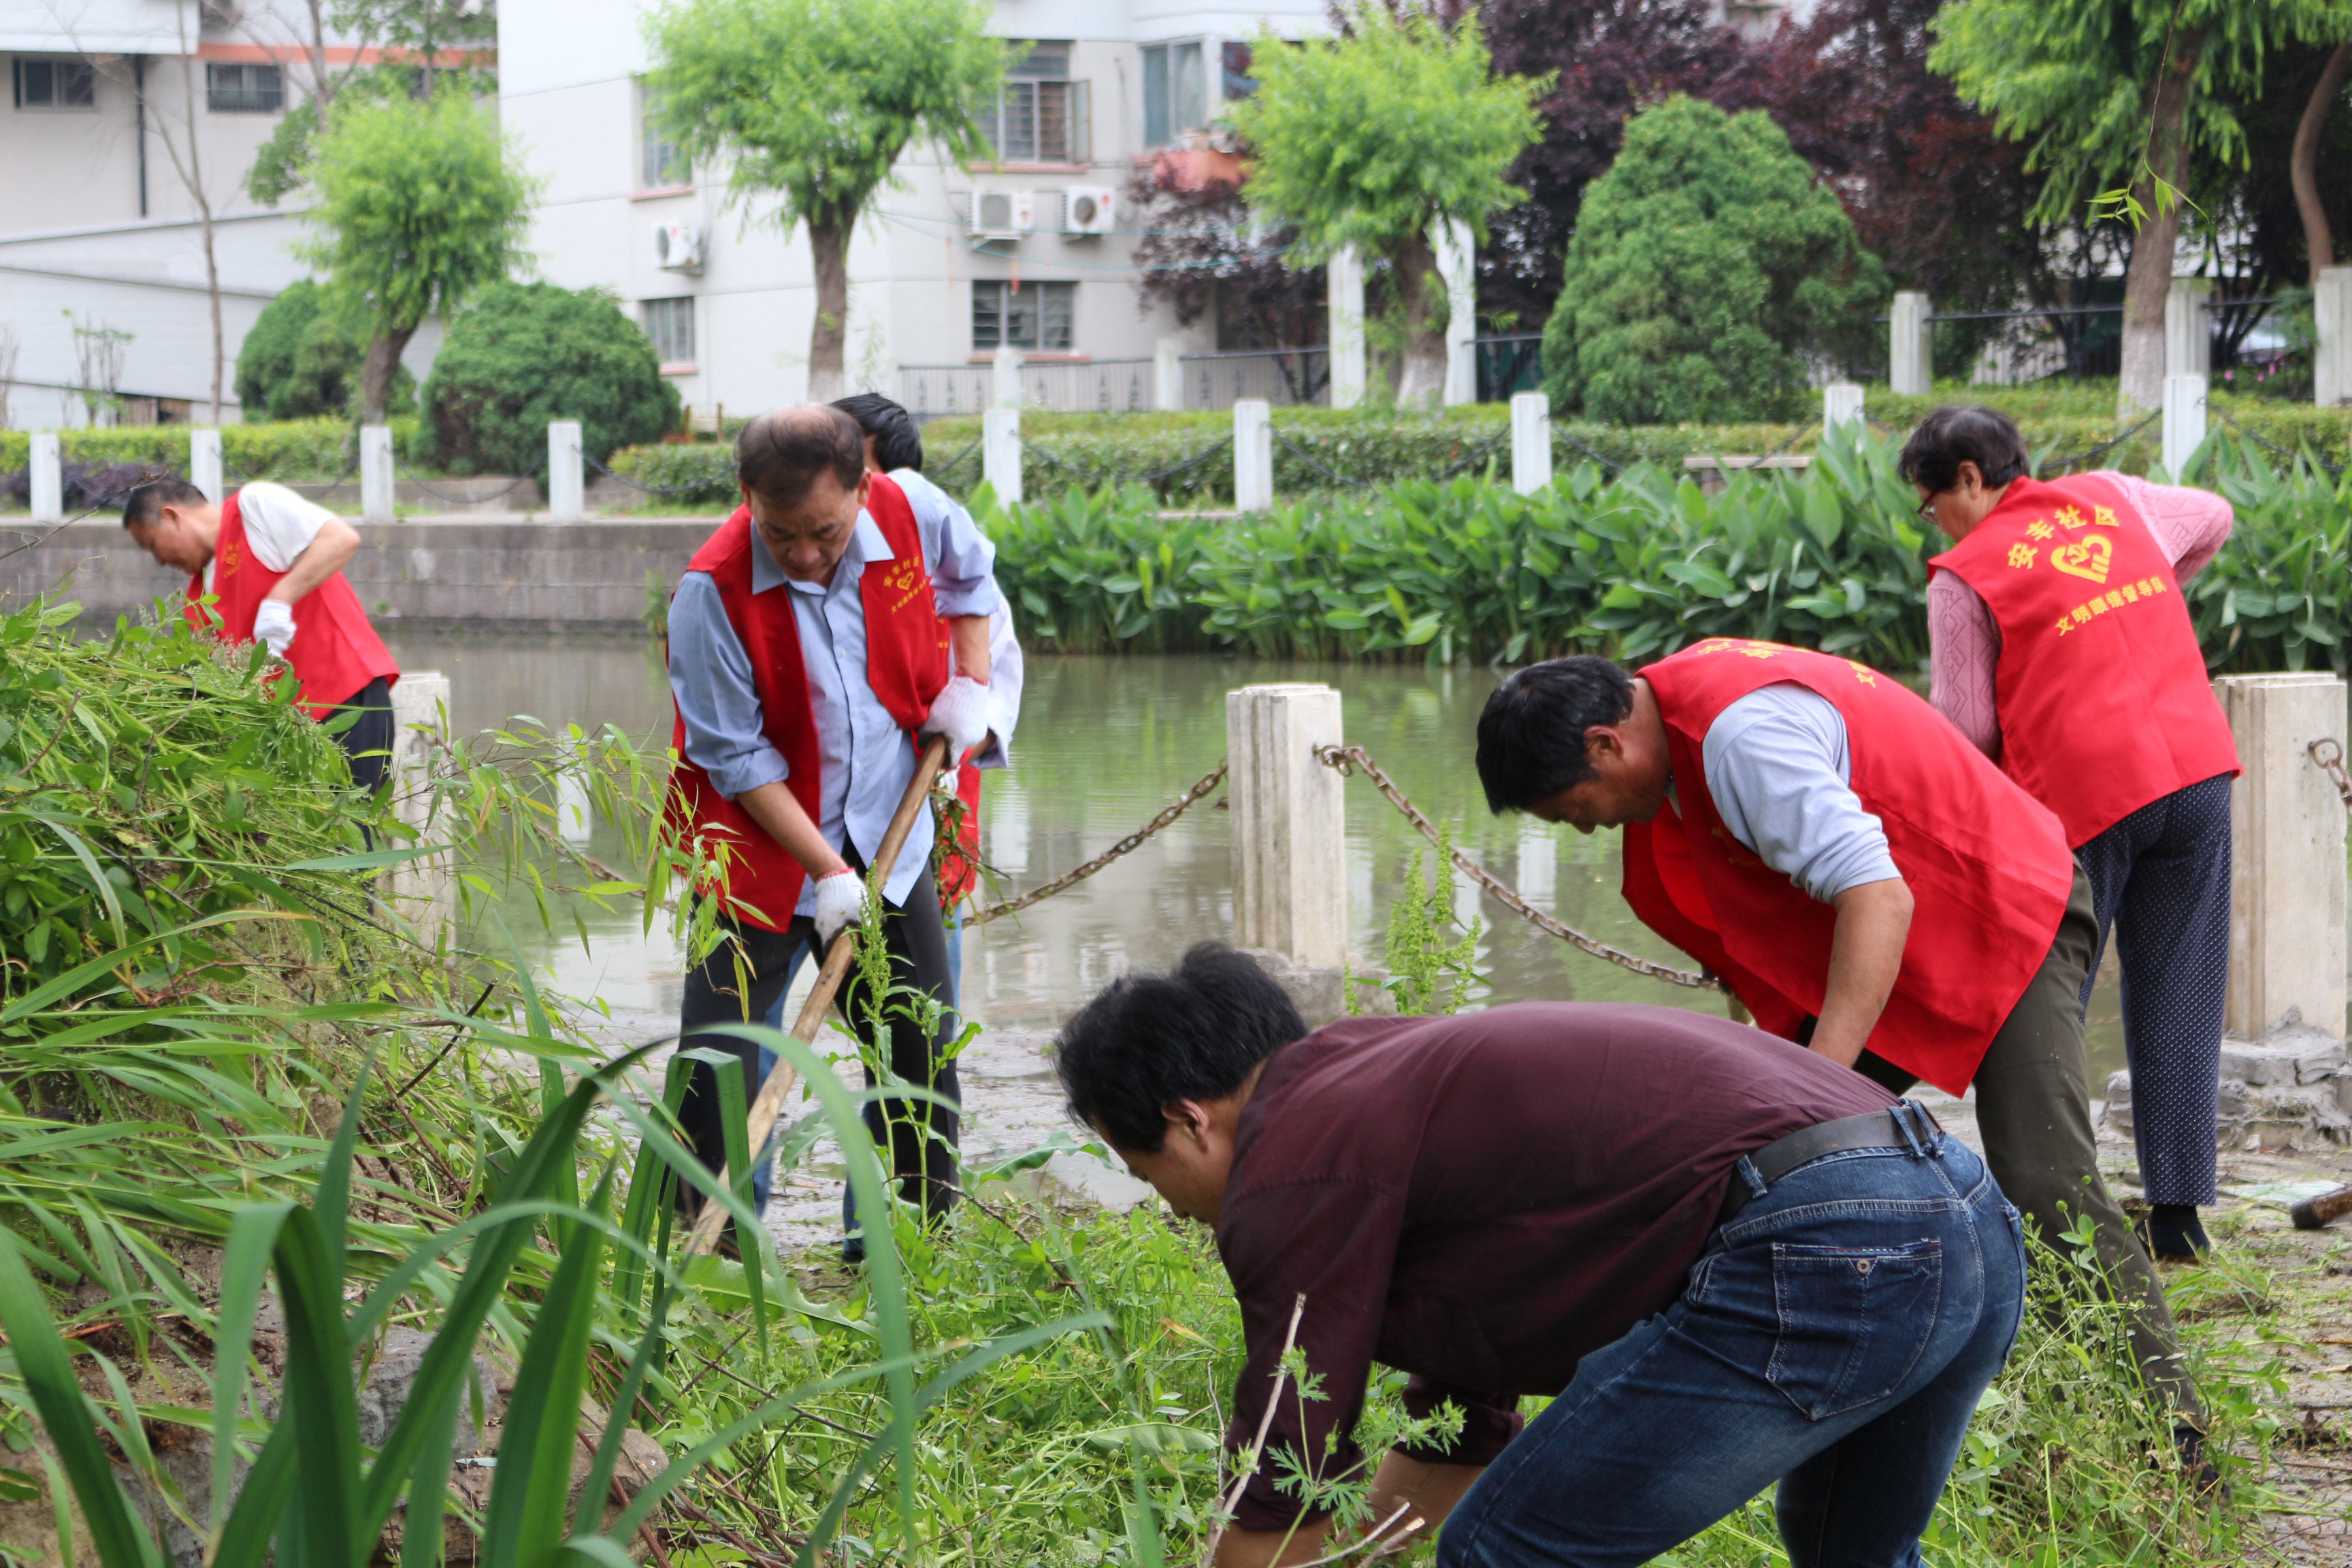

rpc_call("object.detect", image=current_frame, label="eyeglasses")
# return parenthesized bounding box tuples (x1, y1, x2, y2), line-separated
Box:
(1914, 493, 1942, 523)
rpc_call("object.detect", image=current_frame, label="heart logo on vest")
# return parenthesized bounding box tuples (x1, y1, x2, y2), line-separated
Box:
(220, 542, 241, 576)
(2050, 534, 2112, 585)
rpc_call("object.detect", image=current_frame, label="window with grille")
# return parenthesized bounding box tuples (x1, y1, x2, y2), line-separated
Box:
(13, 58, 96, 110)
(642, 297, 696, 366)
(972, 281, 1074, 353)
(1141, 42, 1205, 148)
(206, 63, 284, 112)
(981, 41, 1088, 164)
(640, 84, 687, 188)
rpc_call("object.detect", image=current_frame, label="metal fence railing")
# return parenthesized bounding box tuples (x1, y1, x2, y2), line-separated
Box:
(1177, 348, 1330, 410)
(897, 359, 1157, 421)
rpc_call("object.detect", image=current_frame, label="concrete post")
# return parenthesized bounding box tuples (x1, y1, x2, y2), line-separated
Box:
(189, 428, 223, 504)
(1226, 683, 1346, 969)
(1233, 399, 1273, 512)
(2163, 374, 2208, 476)
(983, 407, 1022, 504)
(359, 424, 395, 524)
(1889, 291, 1932, 396)
(1154, 336, 1185, 412)
(1437, 219, 1476, 407)
(27, 433, 61, 523)
(992, 345, 1024, 410)
(389, 670, 457, 949)
(2318, 267, 2352, 408)
(2165, 277, 2212, 380)
(2215, 673, 2349, 1043)
(1327, 247, 1367, 410)
(546, 421, 583, 521)
(1510, 390, 1550, 495)
(1823, 382, 1865, 431)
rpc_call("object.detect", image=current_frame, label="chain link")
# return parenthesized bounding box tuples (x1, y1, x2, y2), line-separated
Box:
(2035, 410, 2159, 478)
(396, 463, 542, 505)
(965, 760, 1230, 926)
(2313, 739, 2352, 813)
(1314, 742, 1720, 990)
(2212, 408, 2349, 476)
(582, 451, 727, 497)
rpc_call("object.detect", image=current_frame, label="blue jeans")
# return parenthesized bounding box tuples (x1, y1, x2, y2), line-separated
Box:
(1438, 1124, 2025, 1568)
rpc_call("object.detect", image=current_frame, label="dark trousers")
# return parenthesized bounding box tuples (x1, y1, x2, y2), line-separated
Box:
(2072, 773, 2234, 1207)
(331, 676, 396, 794)
(1858, 866, 2196, 1417)
(676, 858, 962, 1226)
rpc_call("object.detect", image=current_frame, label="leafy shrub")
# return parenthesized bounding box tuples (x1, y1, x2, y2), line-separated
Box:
(604, 440, 738, 504)
(1544, 95, 1889, 423)
(421, 282, 681, 475)
(235, 279, 414, 421)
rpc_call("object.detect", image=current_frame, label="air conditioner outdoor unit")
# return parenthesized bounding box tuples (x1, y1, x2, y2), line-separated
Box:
(967, 190, 1034, 239)
(652, 221, 704, 272)
(1060, 186, 1116, 235)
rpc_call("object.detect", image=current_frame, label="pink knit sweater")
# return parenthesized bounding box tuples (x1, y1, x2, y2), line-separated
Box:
(1927, 473, 2233, 759)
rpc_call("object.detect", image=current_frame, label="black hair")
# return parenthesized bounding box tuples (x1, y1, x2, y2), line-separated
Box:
(735, 406, 866, 507)
(1054, 943, 1306, 1153)
(120, 474, 206, 529)
(1475, 655, 1636, 812)
(1897, 404, 2030, 494)
(830, 392, 926, 473)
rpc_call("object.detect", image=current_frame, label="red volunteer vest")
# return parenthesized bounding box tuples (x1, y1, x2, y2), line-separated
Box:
(1620, 639, 2077, 1094)
(186, 487, 399, 718)
(666, 474, 951, 931)
(1930, 474, 2240, 847)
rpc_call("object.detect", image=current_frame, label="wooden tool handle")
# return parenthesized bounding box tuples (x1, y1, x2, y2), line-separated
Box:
(685, 733, 953, 1255)
(2292, 1185, 2352, 1230)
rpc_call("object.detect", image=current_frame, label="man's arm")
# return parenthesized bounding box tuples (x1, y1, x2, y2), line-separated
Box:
(266, 516, 361, 608)
(949, 614, 990, 686)
(734, 781, 850, 881)
(1808, 878, 1914, 1067)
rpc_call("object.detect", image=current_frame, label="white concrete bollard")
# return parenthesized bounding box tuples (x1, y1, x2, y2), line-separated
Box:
(1327, 247, 1367, 411)
(992, 345, 1024, 410)
(28, 432, 61, 523)
(1438, 218, 1476, 408)
(1510, 391, 1551, 495)
(2163, 374, 2208, 476)
(1233, 399, 1273, 512)
(546, 420, 583, 521)
(2317, 267, 2352, 408)
(2214, 674, 2349, 1044)
(983, 407, 1022, 505)
(1154, 336, 1185, 412)
(189, 428, 223, 504)
(2165, 277, 2211, 380)
(359, 424, 395, 524)
(1227, 683, 1347, 969)
(1823, 382, 1865, 431)
(389, 670, 457, 948)
(1889, 291, 1932, 397)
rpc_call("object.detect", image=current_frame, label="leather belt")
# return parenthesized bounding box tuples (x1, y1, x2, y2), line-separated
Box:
(1716, 1101, 1945, 1229)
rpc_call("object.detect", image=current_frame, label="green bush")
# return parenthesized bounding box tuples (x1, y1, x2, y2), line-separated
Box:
(1544, 95, 1889, 424)
(421, 281, 681, 476)
(604, 439, 738, 505)
(235, 279, 414, 421)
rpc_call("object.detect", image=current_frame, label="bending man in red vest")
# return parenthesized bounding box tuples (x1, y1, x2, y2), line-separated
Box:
(1474, 643, 2202, 1440)
(122, 476, 401, 789)
(666, 407, 1000, 1256)
(1909, 405, 2239, 1262)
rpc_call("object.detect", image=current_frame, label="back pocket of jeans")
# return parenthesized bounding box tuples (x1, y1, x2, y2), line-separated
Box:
(1766, 1238, 1942, 1420)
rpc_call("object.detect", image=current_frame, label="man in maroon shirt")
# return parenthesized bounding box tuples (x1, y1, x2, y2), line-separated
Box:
(1054, 945, 2026, 1568)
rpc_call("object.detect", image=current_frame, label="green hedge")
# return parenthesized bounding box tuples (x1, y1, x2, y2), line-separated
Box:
(0, 418, 429, 485)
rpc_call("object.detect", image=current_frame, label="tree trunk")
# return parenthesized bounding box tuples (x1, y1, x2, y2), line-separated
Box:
(174, 54, 225, 424)
(2117, 29, 2204, 416)
(1392, 229, 1447, 410)
(359, 325, 417, 425)
(2294, 42, 2351, 285)
(806, 214, 850, 405)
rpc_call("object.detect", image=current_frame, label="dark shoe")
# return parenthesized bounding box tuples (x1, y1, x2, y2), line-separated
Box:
(2139, 1204, 2211, 1262)
(2174, 1422, 2228, 1501)
(841, 1232, 866, 1266)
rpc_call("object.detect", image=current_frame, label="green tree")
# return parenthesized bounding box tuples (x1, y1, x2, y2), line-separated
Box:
(301, 85, 537, 424)
(1541, 95, 1888, 425)
(236, 279, 414, 420)
(1226, 5, 1544, 408)
(643, 0, 1002, 404)
(1931, 0, 2349, 415)
(421, 282, 682, 474)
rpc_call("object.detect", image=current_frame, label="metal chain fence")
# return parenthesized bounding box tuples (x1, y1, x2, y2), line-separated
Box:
(582, 451, 724, 498)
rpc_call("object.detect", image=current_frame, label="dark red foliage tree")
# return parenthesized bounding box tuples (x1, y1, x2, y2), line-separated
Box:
(1126, 163, 1326, 354)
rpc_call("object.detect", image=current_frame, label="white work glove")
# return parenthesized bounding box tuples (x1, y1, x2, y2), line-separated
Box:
(919, 675, 991, 763)
(812, 868, 866, 948)
(252, 598, 297, 659)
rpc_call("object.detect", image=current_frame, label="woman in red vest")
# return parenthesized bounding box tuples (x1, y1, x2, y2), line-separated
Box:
(1906, 405, 2239, 1263)
(122, 476, 401, 789)
(1475, 645, 2204, 1444)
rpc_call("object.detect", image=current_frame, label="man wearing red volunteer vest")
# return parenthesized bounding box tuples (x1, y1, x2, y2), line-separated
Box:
(666, 406, 1002, 1257)
(122, 476, 401, 789)
(1908, 405, 2240, 1264)
(1473, 647, 2202, 1433)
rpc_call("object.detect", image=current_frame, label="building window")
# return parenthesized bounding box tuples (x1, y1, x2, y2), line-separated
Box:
(981, 41, 1088, 164)
(206, 63, 284, 112)
(13, 57, 97, 110)
(973, 281, 1074, 353)
(1141, 42, 1205, 148)
(642, 297, 696, 366)
(640, 84, 687, 188)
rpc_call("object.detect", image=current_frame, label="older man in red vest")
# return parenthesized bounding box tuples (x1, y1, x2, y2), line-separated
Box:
(122, 476, 401, 788)
(1910, 405, 2240, 1263)
(666, 406, 1000, 1257)
(1475, 641, 2202, 1443)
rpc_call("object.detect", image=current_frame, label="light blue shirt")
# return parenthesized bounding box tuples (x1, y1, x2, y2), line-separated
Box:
(668, 479, 1006, 912)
